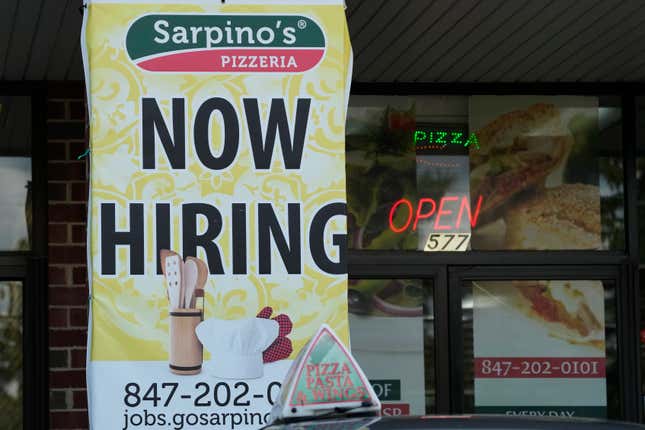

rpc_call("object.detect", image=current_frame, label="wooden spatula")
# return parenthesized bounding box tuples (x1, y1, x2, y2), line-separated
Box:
(162, 250, 183, 310)
(160, 249, 172, 300)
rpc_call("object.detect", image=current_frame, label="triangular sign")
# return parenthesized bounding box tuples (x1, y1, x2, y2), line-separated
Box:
(270, 324, 381, 422)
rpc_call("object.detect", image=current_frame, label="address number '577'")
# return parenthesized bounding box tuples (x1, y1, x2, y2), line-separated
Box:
(424, 233, 471, 251)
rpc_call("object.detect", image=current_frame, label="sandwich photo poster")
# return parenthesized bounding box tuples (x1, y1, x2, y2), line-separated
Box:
(473, 280, 607, 418)
(468, 96, 601, 251)
(81, 1, 352, 429)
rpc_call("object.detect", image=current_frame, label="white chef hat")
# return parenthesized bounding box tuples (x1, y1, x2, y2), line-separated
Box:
(196, 317, 279, 379)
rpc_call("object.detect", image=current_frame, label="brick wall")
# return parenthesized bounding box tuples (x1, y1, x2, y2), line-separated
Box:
(47, 84, 89, 430)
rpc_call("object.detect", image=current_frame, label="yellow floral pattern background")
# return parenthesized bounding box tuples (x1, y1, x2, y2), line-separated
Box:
(85, 2, 351, 361)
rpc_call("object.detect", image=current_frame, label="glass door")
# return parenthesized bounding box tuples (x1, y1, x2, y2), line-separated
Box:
(448, 265, 629, 420)
(0, 279, 23, 429)
(0, 90, 48, 428)
(348, 267, 440, 415)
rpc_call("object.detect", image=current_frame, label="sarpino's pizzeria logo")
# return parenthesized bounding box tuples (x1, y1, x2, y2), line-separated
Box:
(126, 14, 326, 73)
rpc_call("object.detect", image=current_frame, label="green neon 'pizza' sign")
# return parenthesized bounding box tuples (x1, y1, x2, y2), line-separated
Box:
(414, 129, 479, 149)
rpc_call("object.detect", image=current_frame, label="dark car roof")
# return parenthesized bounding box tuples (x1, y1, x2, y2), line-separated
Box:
(265, 414, 645, 430)
(373, 415, 645, 430)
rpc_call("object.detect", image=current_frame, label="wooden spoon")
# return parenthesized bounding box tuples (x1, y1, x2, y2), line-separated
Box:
(185, 256, 208, 308)
(182, 259, 198, 309)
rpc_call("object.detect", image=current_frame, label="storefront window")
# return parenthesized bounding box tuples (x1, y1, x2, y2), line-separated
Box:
(0, 96, 32, 251)
(347, 95, 624, 251)
(348, 279, 434, 414)
(461, 279, 618, 419)
(0, 281, 22, 428)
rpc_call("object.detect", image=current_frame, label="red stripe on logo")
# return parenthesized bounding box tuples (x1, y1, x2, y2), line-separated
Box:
(474, 357, 606, 378)
(136, 48, 324, 72)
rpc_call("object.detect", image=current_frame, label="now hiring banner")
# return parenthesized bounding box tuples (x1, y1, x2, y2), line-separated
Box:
(81, 1, 352, 429)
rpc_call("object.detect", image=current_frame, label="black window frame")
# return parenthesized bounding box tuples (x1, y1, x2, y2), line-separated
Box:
(347, 82, 643, 422)
(0, 83, 48, 429)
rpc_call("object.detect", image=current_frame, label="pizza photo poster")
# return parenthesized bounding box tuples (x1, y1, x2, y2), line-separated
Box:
(473, 280, 607, 418)
(81, 1, 352, 429)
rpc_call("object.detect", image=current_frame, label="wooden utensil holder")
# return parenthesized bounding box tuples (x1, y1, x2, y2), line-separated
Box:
(169, 308, 203, 375)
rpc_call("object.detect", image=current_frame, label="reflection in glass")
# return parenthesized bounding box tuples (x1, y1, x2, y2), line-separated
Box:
(0, 96, 32, 251)
(0, 281, 22, 428)
(348, 279, 434, 414)
(596, 104, 624, 251)
(462, 280, 617, 419)
(468, 97, 624, 250)
(346, 103, 417, 250)
(0, 158, 31, 250)
(346, 95, 624, 251)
